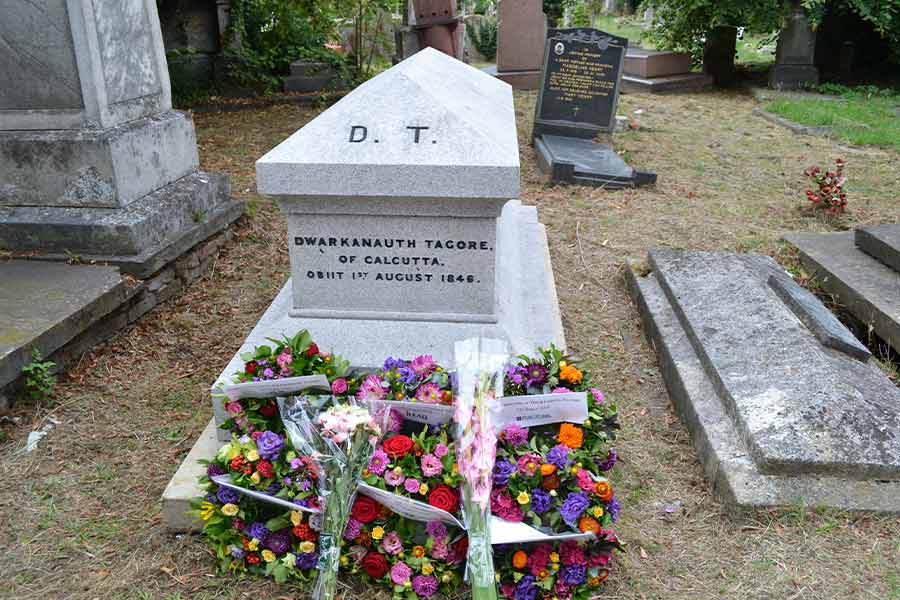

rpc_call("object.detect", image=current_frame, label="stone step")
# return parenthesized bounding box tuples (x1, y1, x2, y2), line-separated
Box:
(786, 231, 900, 354)
(0, 260, 135, 391)
(856, 224, 900, 274)
(625, 262, 900, 513)
(624, 48, 693, 78)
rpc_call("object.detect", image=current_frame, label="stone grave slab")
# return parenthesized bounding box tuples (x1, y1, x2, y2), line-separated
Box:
(531, 28, 655, 188)
(621, 48, 712, 94)
(786, 231, 900, 353)
(626, 261, 900, 513)
(856, 224, 900, 275)
(0, 260, 134, 390)
(492, 0, 546, 90)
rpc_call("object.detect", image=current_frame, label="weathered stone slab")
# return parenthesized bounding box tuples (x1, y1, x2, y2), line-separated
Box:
(786, 231, 900, 354)
(534, 135, 657, 189)
(626, 263, 900, 513)
(624, 48, 693, 79)
(0, 260, 132, 389)
(621, 73, 713, 94)
(162, 418, 217, 531)
(856, 224, 900, 275)
(767, 273, 871, 361)
(649, 249, 900, 480)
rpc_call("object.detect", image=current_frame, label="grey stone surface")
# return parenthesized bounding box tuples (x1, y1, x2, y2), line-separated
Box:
(752, 107, 831, 135)
(534, 135, 656, 189)
(767, 273, 871, 361)
(209, 200, 564, 441)
(256, 48, 520, 200)
(162, 418, 218, 531)
(649, 249, 900, 480)
(0, 260, 131, 389)
(621, 73, 713, 94)
(856, 224, 900, 274)
(0, 111, 199, 208)
(0, 171, 244, 278)
(786, 231, 900, 353)
(626, 264, 900, 513)
(769, 5, 818, 90)
(624, 48, 692, 79)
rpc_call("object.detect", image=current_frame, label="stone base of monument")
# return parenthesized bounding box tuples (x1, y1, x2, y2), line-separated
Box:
(160, 200, 564, 530)
(621, 72, 714, 94)
(534, 135, 657, 189)
(627, 249, 900, 513)
(785, 225, 900, 354)
(0, 172, 244, 279)
(621, 49, 712, 94)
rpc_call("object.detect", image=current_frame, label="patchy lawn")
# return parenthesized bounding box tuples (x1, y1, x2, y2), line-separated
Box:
(2, 87, 899, 600)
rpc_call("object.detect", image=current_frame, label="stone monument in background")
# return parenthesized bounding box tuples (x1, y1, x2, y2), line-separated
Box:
(489, 0, 547, 89)
(769, 2, 819, 90)
(0, 0, 242, 277)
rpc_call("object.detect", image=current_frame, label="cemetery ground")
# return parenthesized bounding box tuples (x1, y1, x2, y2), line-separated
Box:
(2, 89, 899, 600)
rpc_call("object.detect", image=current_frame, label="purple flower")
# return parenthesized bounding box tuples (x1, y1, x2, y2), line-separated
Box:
(524, 363, 548, 387)
(560, 492, 590, 528)
(369, 449, 390, 475)
(262, 367, 275, 379)
(256, 431, 284, 461)
(300, 480, 312, 491)
(391, 561, 413, 585)
(412, 575, 439, 597)
(388, 408, 404, 432)
(207, 463, 226, 478)
(505, 365, 525, 386)
(283, 476, 292, 486)
(265, 528, 292, 553)
(530, 488, 553, 514)
(410, 355, 437, 377)
(503, 425, 530, 447)
(552, 387, 571, 394)
(383, 356, 407, 371)
(493, 459, 517, 486)
(397, 366, 418, 385)
(596, 448, 617, 472)
(290, 457, 303, 470)
(434, 443, 449, 458)
(216, 486, 240, 504)
(296, 551, 318, 570)
(608, 495, 621, 522)
(515, 575, 537, 600)
(561, 564, 586, 586)
(265, 481, 282, 494)
(248, 522, 269, 542)
(426, 521, 448, 541)
(547, 444, 571, 469)
(230, 546, 245, 558)
(205, 492, 216, 503)
(590, 388, 605, 404)
(343, 518, 362, 540)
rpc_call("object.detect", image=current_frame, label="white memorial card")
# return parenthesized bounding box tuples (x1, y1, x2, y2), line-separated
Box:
(218, 374, 330, 401)
(495, 392, 588, 430)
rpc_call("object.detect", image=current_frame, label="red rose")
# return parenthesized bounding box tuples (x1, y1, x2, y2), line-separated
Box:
(242, 464, 253, 476)
(351, 495, 380, 523)
(361, 552, 388, 579)
(428, 484, 459, 514)
(258, 401, 277, 418)
(232, 518, 245, 530)
(451, 536, 468, 563)
(245, 361, 258, 375)
(256, 459, 274, 479)
(229, 456, 244, 471)
(306, 342, 320, 357)
(247, 553, 260, 565)
(382, 435, 414, 458)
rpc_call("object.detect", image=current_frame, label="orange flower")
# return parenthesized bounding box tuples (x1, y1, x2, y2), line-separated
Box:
(538, 569, 549, 580)
(413, 545, 426, 558)
(559, 363, 583, 385)
(589, 569, 610, 586)
(558, 423, 583, 449)
(578, 516, 602, 535)
(512, 550, 528, 569)
(594, 480, 613, 502)
(540, 463, 557, 476)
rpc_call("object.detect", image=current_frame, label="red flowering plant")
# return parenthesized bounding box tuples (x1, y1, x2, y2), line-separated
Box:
(219, 329, 359, 436)
(804, 158, 848, 215)
(191, 482, 321, 583)
(493, 536, 623, 600)
(340, 495, 466, 599)
(493, 347, 620, 535)
(357, 355, 453, 404)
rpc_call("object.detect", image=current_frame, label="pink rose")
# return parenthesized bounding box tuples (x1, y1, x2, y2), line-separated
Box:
(331, 378, 348, 394)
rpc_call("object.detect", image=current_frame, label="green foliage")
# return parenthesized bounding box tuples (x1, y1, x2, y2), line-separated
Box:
(466, 15, 498, 60)
(21, 349, 56, 403)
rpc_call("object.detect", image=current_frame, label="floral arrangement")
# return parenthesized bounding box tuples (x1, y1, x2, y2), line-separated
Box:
(363, 422, 463, 515)
(220, 329, 358, 437)
(357, 355, 453, 404)
(493, 347, 620, 535)
(193, 473, 321, 583)
(804, 158, 847, 215)
(340, 495, 467, 599)
(494, 535, 623, 600)
(208, 431, 321, 510)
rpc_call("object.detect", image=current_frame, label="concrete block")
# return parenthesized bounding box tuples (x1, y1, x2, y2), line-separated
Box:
(856, 224, 900, 274)
(162, 418, 219, 532)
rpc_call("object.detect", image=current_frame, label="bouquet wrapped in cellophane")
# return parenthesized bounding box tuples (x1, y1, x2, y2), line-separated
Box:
(279, 395, 383, 600)
(453, 338, 508, 600)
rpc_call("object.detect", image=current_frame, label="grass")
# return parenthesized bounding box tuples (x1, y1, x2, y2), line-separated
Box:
(2, 89, 899, 599)
(766, 89, 900, 151)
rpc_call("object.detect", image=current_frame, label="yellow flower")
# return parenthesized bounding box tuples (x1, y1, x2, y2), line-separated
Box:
(395, 392, 405, 400)
(248, 539, 259, 551)
(495, 574, 501, 583)
(413, 545, 426, 558)
(299, 541, 316, 554)
(227, 446, 240, 460)
(419, 483, 429, 495)
(199, 501, 216, 521)
(221, 503, 239, 516)
(246, 449, 260, 462)
(422, 564, 434, 575)
(442, 573, 453, 583)
(404, 580, 412, 588)
(340, 555, 349, 566)
(538, 569, 549, 580)
(250, 472, 261, 485)
(550, 552, 560, 563)
(325, 356, 332, 363)
(452, 464, 459, 475)
(261, 550, 276, 563)
(291, 511, 303, 526)
(571, 467, 578, 475)
(372, 526, 385, 540)
(399, 552, 405, 559)
(516, 491, 530, 505)
(592, 506, 605, 518)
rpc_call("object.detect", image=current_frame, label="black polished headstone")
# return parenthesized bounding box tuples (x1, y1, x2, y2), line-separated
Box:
(533, 28, 628, 140)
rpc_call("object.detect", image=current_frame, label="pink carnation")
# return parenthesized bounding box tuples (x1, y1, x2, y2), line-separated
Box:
(404, 477, 421, 493)
(225, 401, 243, 414)
(357, 374, 386, 401)
(331, 378, 348, 394)
(415, 382, 442, 404)
(390, 561, 412, 585)
(560, 541, 586, 566)
(516, 453, 542, 476)
(576, 468, 595, 493)
(490, 488, 524, 522)
(382, 531, 403, 555)
(434, 443, 449, 458)
(590, 388, 605, 404)
(410, 355, 437, 377)
(420, 454, 443, 477)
